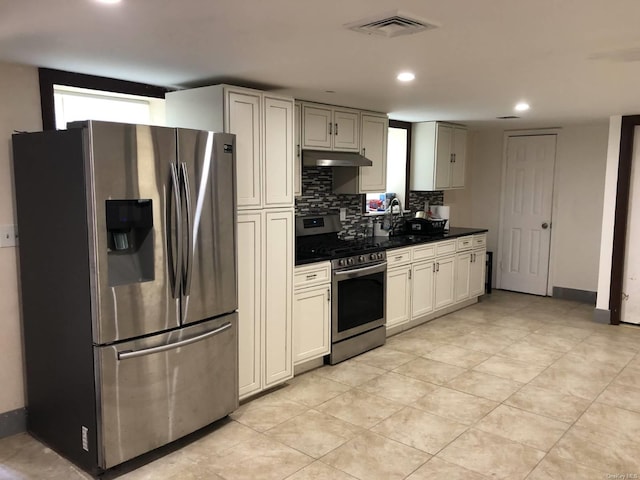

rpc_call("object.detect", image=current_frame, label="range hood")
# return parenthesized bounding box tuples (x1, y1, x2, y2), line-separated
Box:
(302, 149, 373, 167)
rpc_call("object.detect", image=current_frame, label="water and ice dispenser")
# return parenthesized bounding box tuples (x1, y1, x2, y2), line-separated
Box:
(106, 199, 155, 286)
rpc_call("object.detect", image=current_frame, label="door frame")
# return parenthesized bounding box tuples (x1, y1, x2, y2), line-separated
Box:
(496, 128, 560, 295)
(610, 116, 640, 324)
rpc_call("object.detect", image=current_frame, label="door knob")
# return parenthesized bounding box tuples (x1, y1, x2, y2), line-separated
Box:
(542, 222, 549, 229)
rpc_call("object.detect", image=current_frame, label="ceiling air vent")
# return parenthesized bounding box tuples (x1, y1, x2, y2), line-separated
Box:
(345, 11, 439, 38)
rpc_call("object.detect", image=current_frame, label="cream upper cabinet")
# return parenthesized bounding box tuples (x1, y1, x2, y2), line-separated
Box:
(227, 90, 262, 207)
(359, 113, 389, 193)
(411, 121, 467, 191)
(165, 84, 294, 209)
(333, 109, 360, 151)
(301, 102, 360, 152)
(263, 95, 294, 207)
(294, 102, 302, 197)
(451, 126, 467, 188)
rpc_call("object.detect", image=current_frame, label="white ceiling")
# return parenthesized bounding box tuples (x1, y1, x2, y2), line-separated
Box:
(2, 0, 640, 127)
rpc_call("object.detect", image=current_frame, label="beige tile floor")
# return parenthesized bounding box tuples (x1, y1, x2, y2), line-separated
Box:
(2, 290, 640, 479)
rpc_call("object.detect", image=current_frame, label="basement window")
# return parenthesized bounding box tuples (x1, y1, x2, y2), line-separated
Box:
(38, 68, 169, 131)
(53, 85, 165, 129)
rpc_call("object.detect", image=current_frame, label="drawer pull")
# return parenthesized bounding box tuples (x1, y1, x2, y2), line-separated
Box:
(306, 274, 317, 280)
(395, 256, 404, 261)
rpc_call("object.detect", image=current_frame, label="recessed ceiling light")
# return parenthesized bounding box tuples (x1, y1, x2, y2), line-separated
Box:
(95, 0, 122, 4)
(515, 102, 530, 112)
(397, 72, 415, 82)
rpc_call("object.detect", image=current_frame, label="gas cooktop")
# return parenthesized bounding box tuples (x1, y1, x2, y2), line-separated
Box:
(296, 233, 386, 264)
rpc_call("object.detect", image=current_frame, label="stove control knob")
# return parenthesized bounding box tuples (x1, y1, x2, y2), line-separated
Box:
(347, 258, 355, 265)
(338, 259, 346, 267)
(377, 252, 384, 260)
(370, 253, 376, 260)
(358, 255, 365, 263)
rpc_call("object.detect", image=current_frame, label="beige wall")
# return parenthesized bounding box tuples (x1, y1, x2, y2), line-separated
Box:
(0, 62, 42, 414)
(551, 124, 609, 291)
(458, 124, 608, 292)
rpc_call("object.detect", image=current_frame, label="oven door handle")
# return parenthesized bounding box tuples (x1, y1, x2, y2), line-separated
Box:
(333, 262, 387, 279)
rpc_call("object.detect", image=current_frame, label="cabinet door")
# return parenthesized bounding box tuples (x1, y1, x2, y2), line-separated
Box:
(411, 261, 435, 319)
(359, 113, 388, 193)
(451, 127, 467, 188)
(434, 256, 456, 310)
(237, 211, 262, 399)
(226, 90, 262, 208)
(302, 105, 332, 150)
(455, 252, 471, 302)
(263, 95, 294, 207)
(294, 285, 330, 364)
(294, 102, 302, 197)
(386, 265, 411, 328)
(333, 109, 360, 151)
(434, 124, 453, 190)
(469, 249, 486, 297)
(263, 209, 294, 387)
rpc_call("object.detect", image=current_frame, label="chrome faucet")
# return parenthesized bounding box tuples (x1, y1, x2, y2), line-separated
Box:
(388, 197, 404, 218)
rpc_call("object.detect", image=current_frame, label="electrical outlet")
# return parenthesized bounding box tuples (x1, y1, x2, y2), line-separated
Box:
(0, 224, 18, 247)
(339, 208, 347, 221)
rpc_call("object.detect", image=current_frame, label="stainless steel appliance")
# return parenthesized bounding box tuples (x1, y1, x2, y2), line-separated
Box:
(295, 215, 387, 364)
(12, 121, 238, 475)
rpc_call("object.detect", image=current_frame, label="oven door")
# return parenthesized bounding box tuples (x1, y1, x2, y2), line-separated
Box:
(332, 261, 386, 342)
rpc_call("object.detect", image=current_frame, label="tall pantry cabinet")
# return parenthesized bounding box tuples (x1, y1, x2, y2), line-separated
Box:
(166, 85, 294, 399)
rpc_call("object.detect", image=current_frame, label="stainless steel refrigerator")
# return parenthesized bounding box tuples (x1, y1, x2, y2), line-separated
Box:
(12, 120, 238, 474)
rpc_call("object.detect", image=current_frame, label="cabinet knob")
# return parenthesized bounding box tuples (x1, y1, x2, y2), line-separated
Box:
(542, 222, 549, 229)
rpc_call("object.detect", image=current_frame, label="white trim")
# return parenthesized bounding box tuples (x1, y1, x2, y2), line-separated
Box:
(496, 128, 560, 294)
(595, 116, 622, 310)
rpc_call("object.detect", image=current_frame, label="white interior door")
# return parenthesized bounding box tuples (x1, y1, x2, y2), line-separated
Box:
(621, 126, 640, 324)
(498, 134, 556, 295)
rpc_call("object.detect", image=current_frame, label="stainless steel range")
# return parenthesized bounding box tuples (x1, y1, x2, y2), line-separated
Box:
(296, 215, 387, 364)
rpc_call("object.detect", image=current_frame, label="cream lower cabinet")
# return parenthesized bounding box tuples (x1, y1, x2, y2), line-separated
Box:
(411, 261, 435, 318)
(455, 233, 487, 302)
(469, 249, 487, 298)
(237, 209, 294, 399)
(386, 265, 412, 329)
(455, 251, 472, 303)
(293, 262, 331, 364)
(434, 255, 456, 310)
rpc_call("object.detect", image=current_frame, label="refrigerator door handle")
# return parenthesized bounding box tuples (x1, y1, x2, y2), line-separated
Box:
(170, 163, 183, 299)
(180, 162, 194, 296)
(118, 322, 232, 360)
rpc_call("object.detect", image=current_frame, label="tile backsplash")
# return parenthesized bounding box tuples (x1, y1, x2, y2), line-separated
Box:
(407, 191, 444, 212)
(295, 167, 364, 237)
(295, 167, 445, 237)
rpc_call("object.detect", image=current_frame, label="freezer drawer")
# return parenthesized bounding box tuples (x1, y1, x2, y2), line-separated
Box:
(97, 313, 238, 469)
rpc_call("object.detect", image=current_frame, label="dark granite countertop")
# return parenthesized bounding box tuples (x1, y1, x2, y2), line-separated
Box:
(375, 227, 489, 250)
(294, 227, 488, 266)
